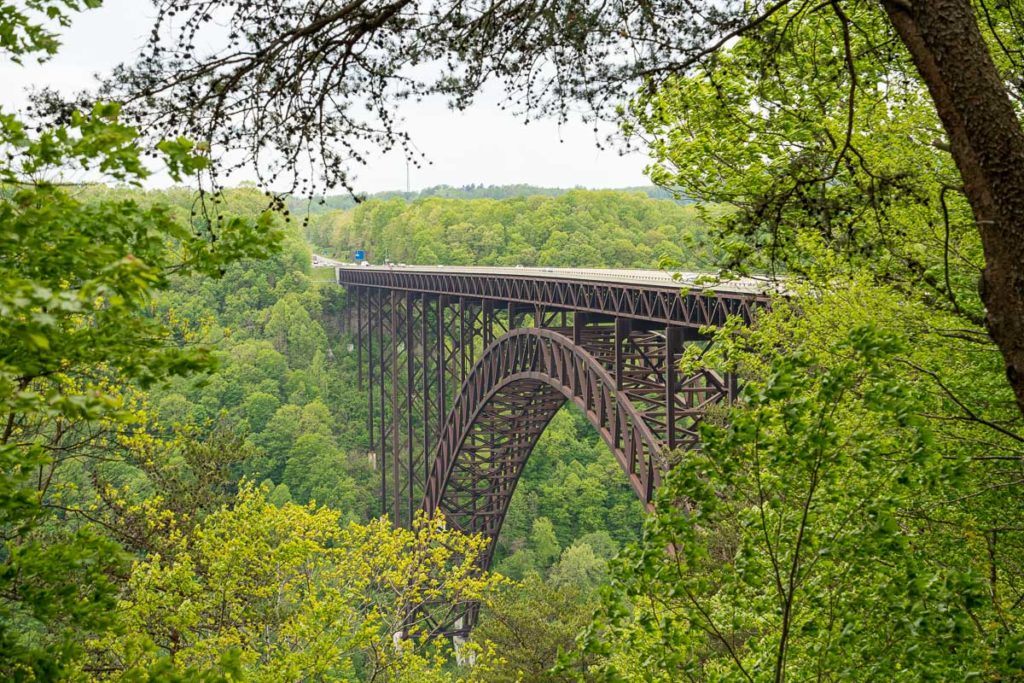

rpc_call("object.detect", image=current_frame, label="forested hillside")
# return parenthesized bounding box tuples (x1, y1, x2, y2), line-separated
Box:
(305, 191, 717, 268)
(292, 183, 684, 214)
(144, 187, 656, 583)
(2, 174, 674, 678)
(7, 1, 1024, 681)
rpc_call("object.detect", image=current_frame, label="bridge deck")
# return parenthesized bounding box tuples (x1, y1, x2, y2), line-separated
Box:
(331, 262, 775, 296)
(331, 260, 775, 328)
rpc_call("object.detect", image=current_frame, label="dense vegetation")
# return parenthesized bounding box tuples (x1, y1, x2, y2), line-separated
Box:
(2, 146, 667, 678)
(568, 4, 1024, 679)
(134, 186, 656, 586)
(306, 191, 715, 269)
(292, 184, 683, 214)
(5, 1, 1024, 681)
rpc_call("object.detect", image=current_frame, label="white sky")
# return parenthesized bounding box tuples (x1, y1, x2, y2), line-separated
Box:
(0, 0, 652, 194)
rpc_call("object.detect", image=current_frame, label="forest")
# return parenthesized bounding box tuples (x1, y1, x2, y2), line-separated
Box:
(291, 184, 683, 214)
(4, 1, 1024, 681)
(305, 191, 714, 268)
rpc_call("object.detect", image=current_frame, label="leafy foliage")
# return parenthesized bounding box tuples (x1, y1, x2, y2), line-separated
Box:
(0, 125, 274, 682)
(0, 0, 100, 62)
(576, 283, 1024, 680)
(309, 190, 713, 269)
(628, 2, 984, 325)
(553, 9, 1024, 678)
(0, 6, 279, 678)
(11, 2, 1024, 680)
(86, 484, 500, 681)
(473, 574, 598, 683)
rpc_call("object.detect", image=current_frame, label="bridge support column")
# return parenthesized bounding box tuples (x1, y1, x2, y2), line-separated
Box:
(614, 317, 632, 391)
(377, 290, 388, 517)
(438, 295, 452, 451)
(382, 291, 439, 528)
(421, 293, 435, 495)
(665, 326, 682, 451)
(356, 287, 363, 390)
(390, 291, 402, 525)
(573, 311, 589, 345)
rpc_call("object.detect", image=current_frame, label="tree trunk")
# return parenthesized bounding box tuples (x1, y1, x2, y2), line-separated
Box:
(880, 0, 1024, 417)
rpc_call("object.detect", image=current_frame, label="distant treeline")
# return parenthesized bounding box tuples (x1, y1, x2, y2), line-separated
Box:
(290, 183, 688, 214)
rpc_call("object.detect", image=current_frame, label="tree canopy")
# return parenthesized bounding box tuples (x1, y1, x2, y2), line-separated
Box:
(308, 190, 713, 268)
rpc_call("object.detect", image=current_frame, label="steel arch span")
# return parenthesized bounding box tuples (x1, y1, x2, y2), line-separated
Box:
(336, 264, 768, 634)
(423, 328, 665, 565)
(338, 265, 765, 528)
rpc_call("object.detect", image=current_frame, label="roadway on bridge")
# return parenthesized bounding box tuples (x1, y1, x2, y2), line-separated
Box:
(316, 255, 779, 296)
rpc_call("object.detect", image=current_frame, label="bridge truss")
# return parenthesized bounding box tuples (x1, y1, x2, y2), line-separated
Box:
(338, 265, 767, 633)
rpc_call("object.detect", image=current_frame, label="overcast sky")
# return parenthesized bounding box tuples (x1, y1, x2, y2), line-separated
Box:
(0, 1, 652, 194)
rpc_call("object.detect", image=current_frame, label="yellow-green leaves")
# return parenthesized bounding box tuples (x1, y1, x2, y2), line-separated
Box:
(90, 484, 501, 681)
(0, 8, 280, 676)
(577, 276, 1024, 679)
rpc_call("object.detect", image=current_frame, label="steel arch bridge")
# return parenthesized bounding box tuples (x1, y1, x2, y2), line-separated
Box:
(336, 264, 768, 628)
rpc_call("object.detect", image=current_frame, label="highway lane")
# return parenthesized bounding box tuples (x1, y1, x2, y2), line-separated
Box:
(319, 257, 780, 296)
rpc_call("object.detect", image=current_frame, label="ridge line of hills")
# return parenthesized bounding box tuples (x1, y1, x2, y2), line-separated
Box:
(288, 183, 689, 213)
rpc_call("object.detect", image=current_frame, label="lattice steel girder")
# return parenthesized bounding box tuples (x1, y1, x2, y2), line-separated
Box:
(338, 275, 762, 636)
(348, 284, 740, 521)
(378, 291, 399, 522)
(352, 289, 387, 497)
(424, 328, 665, 531)
(363, 294, 516, 529)
(420, 293, 439, 495)
(566, 318, 730, 451)
(369, 291, 419, 527)
(336, 267, 767, 328)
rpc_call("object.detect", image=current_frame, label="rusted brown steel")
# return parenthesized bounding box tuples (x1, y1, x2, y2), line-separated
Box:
(341, 272, 765, 636)
(336, 267, 765, 327)
(378, 291, 390, 518)
(424, 328, 665, 525)
(344, 276, 760, 526)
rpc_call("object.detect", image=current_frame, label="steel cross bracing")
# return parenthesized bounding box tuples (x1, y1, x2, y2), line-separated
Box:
(338, 265, 767, 328)
(344, 267, 764, 522)
(342, 266, 766, 634)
